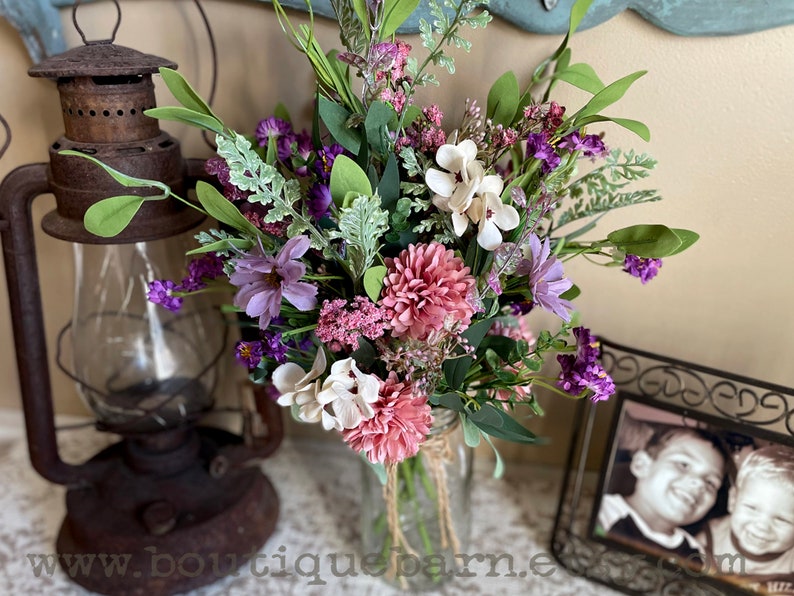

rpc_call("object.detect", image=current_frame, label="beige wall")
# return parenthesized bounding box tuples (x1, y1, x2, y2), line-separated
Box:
(1, 2, 793, 466)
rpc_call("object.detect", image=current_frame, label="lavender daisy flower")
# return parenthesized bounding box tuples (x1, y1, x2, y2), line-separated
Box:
(516, 233, 573, 321)
(229, 235, 318, 330)
(556, 327, 616, 402)
(147, 280, 183, 312)
(623, 254, 663, 284)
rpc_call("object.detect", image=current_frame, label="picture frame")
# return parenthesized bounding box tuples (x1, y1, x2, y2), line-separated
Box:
(551, 339, 794, 596)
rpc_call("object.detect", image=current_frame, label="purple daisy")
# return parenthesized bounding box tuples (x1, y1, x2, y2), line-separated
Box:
(516, 233, 573, 321)
(229, 235, 318, 330)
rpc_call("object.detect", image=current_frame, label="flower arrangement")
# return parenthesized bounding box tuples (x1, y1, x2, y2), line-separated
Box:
(67, 0, 697, 584)
(71, 0, 696, 466)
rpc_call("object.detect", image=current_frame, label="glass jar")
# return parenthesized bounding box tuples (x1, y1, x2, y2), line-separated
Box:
(360, 407, 473, 591)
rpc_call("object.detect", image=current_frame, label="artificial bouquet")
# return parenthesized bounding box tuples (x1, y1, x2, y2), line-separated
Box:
(70, 0, 697, 585)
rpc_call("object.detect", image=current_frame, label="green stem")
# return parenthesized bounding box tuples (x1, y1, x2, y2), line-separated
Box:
(399, 458, 435, 559)
(531, 378, 588, 399)
(279, 324, 317, 338)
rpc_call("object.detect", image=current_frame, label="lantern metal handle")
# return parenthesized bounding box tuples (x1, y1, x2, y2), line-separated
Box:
(72, 0, 122, 46)
(0, 164, 106, 486)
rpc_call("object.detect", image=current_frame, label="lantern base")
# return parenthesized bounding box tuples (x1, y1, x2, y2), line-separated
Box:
(55, 427, 278, 595)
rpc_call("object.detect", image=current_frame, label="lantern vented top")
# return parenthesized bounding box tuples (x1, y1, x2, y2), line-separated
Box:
(28, 0, 176, 80)
(28, 43, 177, 80)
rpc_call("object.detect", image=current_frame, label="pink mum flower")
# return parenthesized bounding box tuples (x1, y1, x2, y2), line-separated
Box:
(380, 242, 476, 340)
(229, 235, 318, 330)
(342, 372, 433, 465)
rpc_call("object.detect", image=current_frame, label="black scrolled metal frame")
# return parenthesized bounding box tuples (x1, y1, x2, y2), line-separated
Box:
(550, 338, 794, 596)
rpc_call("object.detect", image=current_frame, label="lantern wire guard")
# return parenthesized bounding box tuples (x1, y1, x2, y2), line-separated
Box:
(0, 2, 281, 594)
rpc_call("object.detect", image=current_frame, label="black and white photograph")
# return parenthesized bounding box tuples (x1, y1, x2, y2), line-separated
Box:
(592, 396, 794, 595)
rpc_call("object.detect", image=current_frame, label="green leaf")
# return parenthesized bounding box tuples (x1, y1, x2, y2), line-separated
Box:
(482, 433, 504, 479)
(468, 403, 504, 428)
(378, 152, 400, 210)
(443, 318, 494, 390)
(478, 335, 517, 361)
(402, 104, 422, 127)
(350, 338, 377, 368)
(83, 195, 145, 237)
(429, 393, 465, 411)
(576, 70, 647, 121)
(566, 114, 650, 142)
(668, 228, 700, 255)
(550, 0, 593, 61)
(361, 454, 387, 484)
(328, 195, 388, 280)
(143, 107, 225, 136)
(569, 0, 593, 37)
(607, 224, 683, 258)
(185, 237, 251, 255)
(318, 96, 361, 154)
(469, 407, 539, 445)
(461, 415, 482, 448)
(330, 154, 372, 206)
(274, 102, 292, 122)
(158, 67, 218, 120)
(352, 0, 369, 36)
(363, 265, 387, 302)
(381, 0, 420, 38)
(609, 117, 651, 142)
(559, 284, 581, 301)
(364, 100, 395, 155)
(487, 71, 520, 127)
(195, 181, 261, 237)
(553, 62, 605, 95)
(59, 150, 170, 193)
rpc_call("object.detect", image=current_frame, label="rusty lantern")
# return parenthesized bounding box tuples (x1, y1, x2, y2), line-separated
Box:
(0, 7, 281, 595)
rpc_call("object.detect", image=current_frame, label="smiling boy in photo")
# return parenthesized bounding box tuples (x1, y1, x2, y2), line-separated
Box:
(596, 425, 728, 563)
(699, 444, 794, 593)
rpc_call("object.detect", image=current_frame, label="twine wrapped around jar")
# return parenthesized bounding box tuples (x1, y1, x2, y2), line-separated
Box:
(360, 408, 473, 592)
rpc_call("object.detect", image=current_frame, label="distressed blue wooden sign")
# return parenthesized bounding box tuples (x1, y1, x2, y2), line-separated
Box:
(2, 0, 794, 64)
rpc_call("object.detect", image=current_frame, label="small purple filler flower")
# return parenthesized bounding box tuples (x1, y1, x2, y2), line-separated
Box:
(147, 279, 183, 312)
(623, 254, 663, 284)
(556, 327, 616, 402)
(235, 340, 264, 368)
(558, 130, 608, 157)
(516, 233, 573, 321)
(229, 235, 318, 330)
(526, 132, 561, 174)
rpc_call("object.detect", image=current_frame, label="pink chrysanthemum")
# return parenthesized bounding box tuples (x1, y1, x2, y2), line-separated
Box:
(342, 372, 433, 465)
(380, 242, 476, 340)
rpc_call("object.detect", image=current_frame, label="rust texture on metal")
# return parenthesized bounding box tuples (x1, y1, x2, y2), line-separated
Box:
(56, 428, 279, 595)
(0, 29, 284, 596)
(28, 39, 203, 244)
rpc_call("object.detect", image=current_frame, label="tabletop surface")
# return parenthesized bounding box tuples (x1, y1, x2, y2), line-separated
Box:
(0, 410, 621, 596)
